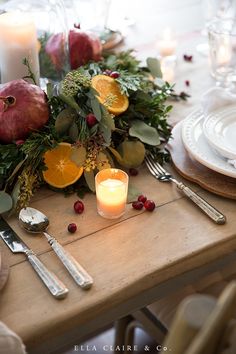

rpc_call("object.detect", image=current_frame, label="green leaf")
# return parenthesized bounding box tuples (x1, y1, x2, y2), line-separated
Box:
(127, 183, 141, 203)
(70, 146, 87, 166)
(0, 191, 13, 214)
(55, 108, 76, 136)
(109, 140, 145, 168)
(11, 181, 21, 210)
(96, 152, 111, 170)
(129, 120, 160, 146)
(69, 122, 79, 142)
(46, 82, 53, 99)
(91, 97, 102, 121)
(6, 157, 26, 183)
(99, 109, 115, 145)
(84, 170, 95, 192)
(146, 57, 162, 78)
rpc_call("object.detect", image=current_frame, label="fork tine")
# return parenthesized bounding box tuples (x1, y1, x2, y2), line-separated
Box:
(145, 156, 160, 177)
(147, 155, 165, 175)
(145, 156, 163, 176)
(149, 154, 168, 174)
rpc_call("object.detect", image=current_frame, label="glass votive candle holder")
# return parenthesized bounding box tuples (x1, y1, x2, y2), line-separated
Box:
(95, 168, 129, 219)
(208, 18, 236, 89)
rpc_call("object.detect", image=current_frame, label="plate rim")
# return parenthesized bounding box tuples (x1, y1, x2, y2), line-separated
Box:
(203, 104, 236, 160)
(182, 109, 236, 178)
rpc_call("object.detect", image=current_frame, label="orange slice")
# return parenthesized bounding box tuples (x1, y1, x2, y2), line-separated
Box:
(43, 142, 83, 188)
(91, 74, 129, 116)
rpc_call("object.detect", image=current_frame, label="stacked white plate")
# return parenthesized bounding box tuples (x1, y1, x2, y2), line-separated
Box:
(181, 105, 236, 178)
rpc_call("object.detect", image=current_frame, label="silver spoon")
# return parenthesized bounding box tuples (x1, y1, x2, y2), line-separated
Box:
(19, 207, 93, 290)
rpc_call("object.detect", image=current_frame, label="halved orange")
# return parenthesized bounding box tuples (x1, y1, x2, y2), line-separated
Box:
(43, 142, 83, 188)
(91, 74, 129, 116)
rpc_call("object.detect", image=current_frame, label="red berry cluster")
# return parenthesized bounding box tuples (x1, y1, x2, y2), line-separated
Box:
(103, 69, 120, 79)
(67, 200, 85, 233)
(132, 195, 156, 212)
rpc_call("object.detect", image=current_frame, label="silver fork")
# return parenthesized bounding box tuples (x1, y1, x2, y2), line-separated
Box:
(145, 155, 226, 225)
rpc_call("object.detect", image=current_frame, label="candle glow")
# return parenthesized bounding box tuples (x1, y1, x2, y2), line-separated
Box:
(95, 169, 128, 219)
(159, 27, 177, 57)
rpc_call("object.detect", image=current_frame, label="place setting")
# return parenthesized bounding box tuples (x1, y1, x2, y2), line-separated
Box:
(165, 14, 236, 207)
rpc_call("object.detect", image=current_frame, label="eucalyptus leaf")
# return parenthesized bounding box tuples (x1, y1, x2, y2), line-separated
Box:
(127, 183, 141, 203)
(69, 122, 79, 142)
(71, 146, 87, 166)
(84, 170, 95, 192)
(96, 152, 111, 170)
(59, 92, 81, 112)
(146, 57, 162, 78)
(11, 181, 21, 210)
(6, 156, 27, 183)
(46, 82, 53, 99)
(129, 120, 160, 146)
(91, 98, 102, 121)
(0, 191, 13, 214)
(55, 108, 76, 136)
(99, 110, 114, 145)
(109, 140, 145, 168)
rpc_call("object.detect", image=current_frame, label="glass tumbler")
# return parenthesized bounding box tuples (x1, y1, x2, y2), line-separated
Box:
(208, 18, 236, 88)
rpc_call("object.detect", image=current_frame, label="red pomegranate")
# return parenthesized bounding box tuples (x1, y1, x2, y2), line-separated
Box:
(69, 29, 102, 69)
(45, 33, 65, 71)
(0, 80, 50, 144)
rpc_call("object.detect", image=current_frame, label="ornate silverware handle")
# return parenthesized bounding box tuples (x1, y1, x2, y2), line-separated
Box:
(44, 232, 93, 289)
(177, 182, 226, 224)
(25, 250, 69, 299)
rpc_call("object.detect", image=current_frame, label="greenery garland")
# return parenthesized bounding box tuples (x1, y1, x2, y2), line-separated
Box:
(0, 50, 189, 214)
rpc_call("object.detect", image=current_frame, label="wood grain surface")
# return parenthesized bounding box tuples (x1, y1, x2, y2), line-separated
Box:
(168, 122, 236, 199)
(0, 248, 9, 291)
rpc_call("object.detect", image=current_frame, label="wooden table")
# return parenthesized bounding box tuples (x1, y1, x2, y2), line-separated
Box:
(1, 22, 236, 354)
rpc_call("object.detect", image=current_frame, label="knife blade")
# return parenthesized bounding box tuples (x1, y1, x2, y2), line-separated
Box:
(0, 218, 28, 253)
(0, 218, 69, 299)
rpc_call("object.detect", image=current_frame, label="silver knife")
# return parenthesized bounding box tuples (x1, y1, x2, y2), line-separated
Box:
(0, 218, 68, 299)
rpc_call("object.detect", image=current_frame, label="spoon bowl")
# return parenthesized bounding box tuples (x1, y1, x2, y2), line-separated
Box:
(19, 207, 49, 233)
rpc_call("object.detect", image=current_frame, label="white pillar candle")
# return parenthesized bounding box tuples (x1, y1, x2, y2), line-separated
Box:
(161, 57, 176, 83)
(159, 28, 177, 57)
(0, 12, 40, 85)
(217, 40, 232, 66)
(95, 169, 129, 219)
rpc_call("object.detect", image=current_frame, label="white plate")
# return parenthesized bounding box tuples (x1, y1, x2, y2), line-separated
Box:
(203, 105, 236, 160)
(182, 110, 236, 178)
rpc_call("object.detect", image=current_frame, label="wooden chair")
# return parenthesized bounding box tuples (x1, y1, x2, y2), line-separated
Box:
(163, 281, 236, 354)
(114, 257, 236, 354)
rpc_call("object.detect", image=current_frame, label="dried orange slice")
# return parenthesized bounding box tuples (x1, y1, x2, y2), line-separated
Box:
(91, 74, 129, 116)
(43, 142, 83, 188)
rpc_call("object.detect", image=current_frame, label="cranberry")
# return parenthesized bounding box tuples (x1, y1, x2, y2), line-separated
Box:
(110, 71, 120, 79)
(138, 195, 147, 203)
(129, 168, 138, 176)
(74, 200, 84, 214)
(183, 54, 193, 62)
(86, 113, 97, 127)
(132, 201, 144, 210)
(185, 80, 190, 86)
(68, 223, 77, 233)
(144, 200, 156, 211)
